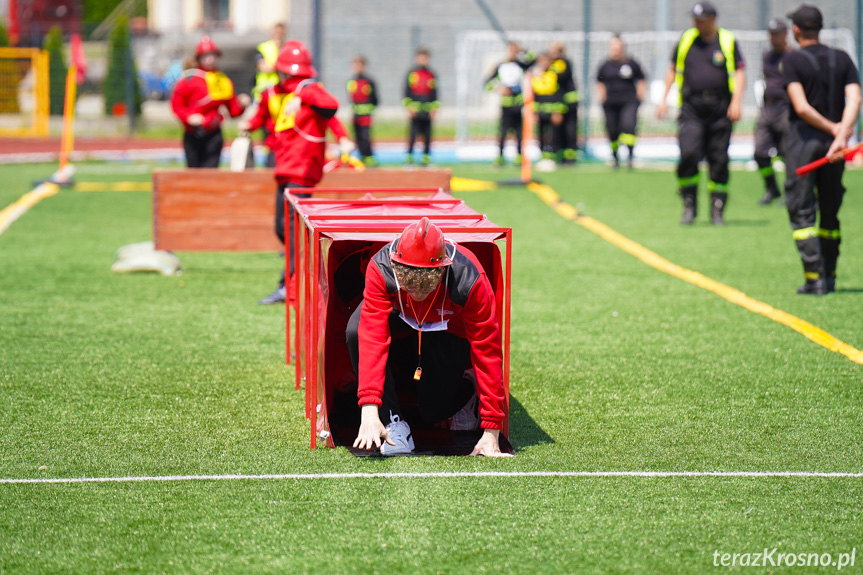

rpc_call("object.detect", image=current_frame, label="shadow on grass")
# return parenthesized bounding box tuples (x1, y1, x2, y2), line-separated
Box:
(509, 394, 554, 451)
(723, 219, 771, 227)
(834, 287, 863, 293)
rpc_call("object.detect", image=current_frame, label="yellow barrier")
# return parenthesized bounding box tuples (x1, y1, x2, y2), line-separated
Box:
(0, 47, 49, 138)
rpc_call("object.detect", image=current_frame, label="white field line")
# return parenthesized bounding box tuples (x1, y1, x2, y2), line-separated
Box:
(2, 471, 862, 485)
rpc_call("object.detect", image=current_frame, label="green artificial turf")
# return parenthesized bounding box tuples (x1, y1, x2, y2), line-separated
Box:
(0, 161, 861, 574)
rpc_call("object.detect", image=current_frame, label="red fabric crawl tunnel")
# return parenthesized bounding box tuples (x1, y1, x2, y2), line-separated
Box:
(285, 189, 513, 450)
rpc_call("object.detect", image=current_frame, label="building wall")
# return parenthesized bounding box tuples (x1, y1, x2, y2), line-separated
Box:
(148, 0, 289, 34)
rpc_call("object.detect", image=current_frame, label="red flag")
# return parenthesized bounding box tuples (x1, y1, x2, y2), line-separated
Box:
(8, 0, 19, 45)
(70, 33, 87, 84)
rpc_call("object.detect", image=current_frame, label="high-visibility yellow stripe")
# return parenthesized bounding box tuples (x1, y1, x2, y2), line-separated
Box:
(0, 182, 60, 236)
(792, 227, 817, 241)
(76, 182, 152, 192)
(818, 228, 841, 240)
(678, 175, 699, 188)
(449, 177, 499, 193)
(619, 133, 637, 147)
(526, 181, 863, 366)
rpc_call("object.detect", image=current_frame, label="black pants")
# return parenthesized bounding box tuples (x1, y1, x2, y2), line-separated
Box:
(537, 113, 562, 158)
(352, 118, 373, 158)
(603, 99, 639, 155)
(498, 106, 523, 155)
(561, 106, 578, 161)
(408, 116, 432, 155)
(346, 305, 474, 425)
(183, 128, 223, 168)
(275, 182, 311, 287)
(754, 102, 789, 189)
(784, 121, 845, 279)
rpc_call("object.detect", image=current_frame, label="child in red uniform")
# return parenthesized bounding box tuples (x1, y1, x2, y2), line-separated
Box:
(170, 36, 250, 168)
(346, 218, 512, 457)
(403, 47, 439, 166)
(254, 41, 353, 305)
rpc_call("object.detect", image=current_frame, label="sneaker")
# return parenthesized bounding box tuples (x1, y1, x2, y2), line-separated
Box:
(380, 413, 414, 455)
(797, 278, 828, 295)
(451, 394, 479, 431)
(514, 153, 523, 164)
(493, 155, 505, 167)
(258, 286, 286, 305)
(421, 153, 431, 166)
(405, 154, 414, 165)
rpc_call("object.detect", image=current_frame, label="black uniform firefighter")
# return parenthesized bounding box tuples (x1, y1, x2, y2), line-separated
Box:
(782, 4, 860, 295)
(596, 34, 647, 169)
(755, 19, 793, 205)
(657, 1, 746, 225)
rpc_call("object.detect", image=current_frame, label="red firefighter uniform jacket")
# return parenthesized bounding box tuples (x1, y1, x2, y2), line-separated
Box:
(357, 241, 505, 430)
(171, 68, 245, 133)
(269, 78, 343, 186)
(247, 83, 348, 152)
(347, 73, 378, 127)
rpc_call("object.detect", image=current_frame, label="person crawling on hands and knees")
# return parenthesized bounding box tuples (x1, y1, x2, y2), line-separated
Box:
(346, 217, 513, 457)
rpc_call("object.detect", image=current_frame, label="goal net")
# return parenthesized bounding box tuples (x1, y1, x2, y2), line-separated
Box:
(455, 29, 856, 144)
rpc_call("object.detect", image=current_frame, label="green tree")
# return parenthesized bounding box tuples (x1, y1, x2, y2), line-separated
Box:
(103, 16, 143, 117)
(43, 26, 67, 116)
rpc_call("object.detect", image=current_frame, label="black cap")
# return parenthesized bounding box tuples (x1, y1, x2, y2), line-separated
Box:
(787, 4, 823, 31)
(691, 2, 717, 19)
(767, 18, 788, 33)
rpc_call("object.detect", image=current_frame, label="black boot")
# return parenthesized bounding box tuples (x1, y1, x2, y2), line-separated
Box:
(794, 233, 826, 295)
(758, 186, 781, 205)
(710, 192, 727, 225)
(820, 235, 840, 293)
(797, 277, 828, 295)
(680, 188, 697, 225)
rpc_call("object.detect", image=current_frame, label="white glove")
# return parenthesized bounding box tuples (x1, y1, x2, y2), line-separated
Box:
(284, 95, 302, 116)
(338, 137, 356, 156)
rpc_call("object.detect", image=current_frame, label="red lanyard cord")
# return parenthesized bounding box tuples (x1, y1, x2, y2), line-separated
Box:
(406, 282, 442, 380)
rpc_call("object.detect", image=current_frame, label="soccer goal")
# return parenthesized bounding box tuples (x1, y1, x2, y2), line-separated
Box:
(455, 29, 856, 144)
(0, 48, 49, 138)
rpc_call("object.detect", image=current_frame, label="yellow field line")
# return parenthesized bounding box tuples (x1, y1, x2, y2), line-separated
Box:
(450, 177, 500, 192)
(527, 182, 863, 365)
(0, 182, 60, 236)
(76, 182, 152, 192)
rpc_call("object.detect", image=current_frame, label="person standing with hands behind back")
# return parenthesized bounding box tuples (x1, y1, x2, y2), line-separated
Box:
(781, 4, 860, 295)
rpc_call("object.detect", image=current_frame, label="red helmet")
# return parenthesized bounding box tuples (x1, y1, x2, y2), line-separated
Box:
(391, 217, 452, 268)
(196, 36, 222, 57)
(275, 40, 317, 78)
